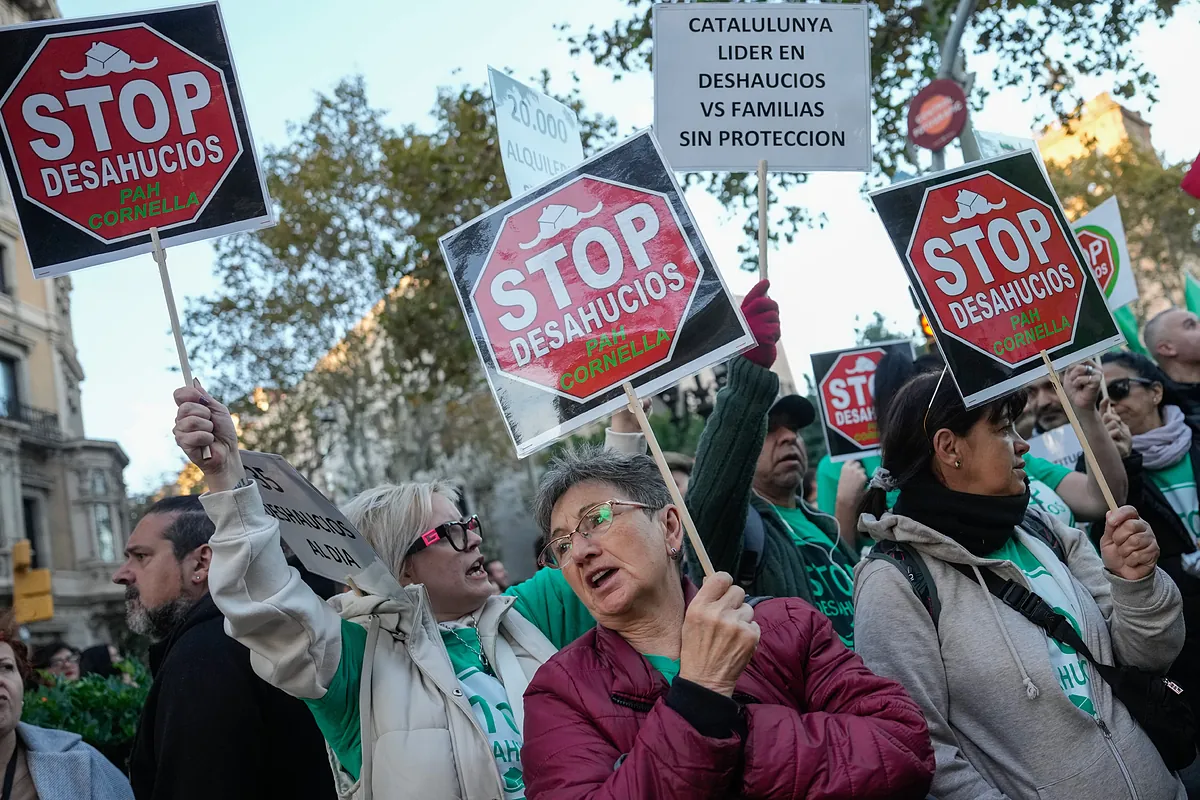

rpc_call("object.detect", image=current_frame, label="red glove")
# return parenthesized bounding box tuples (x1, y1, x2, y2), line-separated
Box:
(1183, 153, 1200, 200)
(741, 279, 780, 368)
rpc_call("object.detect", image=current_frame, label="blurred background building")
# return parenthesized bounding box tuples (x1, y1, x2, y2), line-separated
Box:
(0, 0, 132, 647)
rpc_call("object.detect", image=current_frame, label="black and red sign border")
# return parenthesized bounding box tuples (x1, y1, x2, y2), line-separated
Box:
(0, 2, 272, 277)
(870, 151, 1123, 407)
(439, 128, 754, 457)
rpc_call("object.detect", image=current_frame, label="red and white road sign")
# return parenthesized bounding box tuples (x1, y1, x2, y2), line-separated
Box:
(819, 347, 885, 448)
(0, 25, 241, 243)
(472, 175, 703, 401)
(906, 171, 1087, 368)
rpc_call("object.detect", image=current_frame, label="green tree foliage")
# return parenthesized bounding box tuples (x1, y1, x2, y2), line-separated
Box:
(185, 75, 614, 408)
(854, 310, 916, 345)
(182, 75, 615, 494)
(561, 0, 1184, 268)
(1046, 141, 1200, 322)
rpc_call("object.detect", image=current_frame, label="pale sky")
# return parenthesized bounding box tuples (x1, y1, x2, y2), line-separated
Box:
(49, 0, 1198, 492)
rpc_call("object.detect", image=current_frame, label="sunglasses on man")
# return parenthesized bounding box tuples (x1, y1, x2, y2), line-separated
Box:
(405, 516, 482, 557)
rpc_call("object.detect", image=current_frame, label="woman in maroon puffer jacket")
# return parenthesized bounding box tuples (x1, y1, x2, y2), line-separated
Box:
(522, 445, 935, 799)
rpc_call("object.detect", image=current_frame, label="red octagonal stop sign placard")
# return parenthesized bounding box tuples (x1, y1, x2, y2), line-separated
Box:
(1076, 228, 1116, 295)
(0, 24, 241, 243)
(472, 175, 703, 401)
(906, 171, 1087, 368)
(442, 130, 754, 457)
(819, 348, 885, 449)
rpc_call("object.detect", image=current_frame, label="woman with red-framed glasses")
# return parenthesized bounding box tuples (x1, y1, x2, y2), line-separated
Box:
(171, 384, 596, 800)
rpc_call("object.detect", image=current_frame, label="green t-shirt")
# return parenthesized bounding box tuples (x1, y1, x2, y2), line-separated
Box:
(442, 627, 526, 799)
(988, 537, 1095, 716)
(1149, 452, 1200, 541)
(773, 504, 856, 648)
(815, 454, 897, 516)
(309, 567, 595, 781)
(1025, 454, 1076, 529)
(645, 654, 680, 684)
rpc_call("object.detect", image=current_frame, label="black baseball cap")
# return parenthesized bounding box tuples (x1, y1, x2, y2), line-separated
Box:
(768, 395, 816, 431)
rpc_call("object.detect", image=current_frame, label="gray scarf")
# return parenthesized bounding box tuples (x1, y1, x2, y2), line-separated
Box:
(1133, 404, 1193, 470)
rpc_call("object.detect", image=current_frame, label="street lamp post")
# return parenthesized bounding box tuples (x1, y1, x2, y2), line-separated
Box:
(930, 0, 981, 171)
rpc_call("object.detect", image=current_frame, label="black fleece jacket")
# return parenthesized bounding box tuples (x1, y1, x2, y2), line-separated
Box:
(129, 593, 336, 800)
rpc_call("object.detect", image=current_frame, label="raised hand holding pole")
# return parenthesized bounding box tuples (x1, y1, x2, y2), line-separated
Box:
(1040, 351, 1117, 512)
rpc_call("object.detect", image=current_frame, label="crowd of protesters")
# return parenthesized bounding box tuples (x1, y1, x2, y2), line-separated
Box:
(5, 287, 1200, 799)
(149, 282, 1200, 800)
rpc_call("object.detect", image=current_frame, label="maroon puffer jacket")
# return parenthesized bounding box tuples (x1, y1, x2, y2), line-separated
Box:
(523, 585, 934, 799)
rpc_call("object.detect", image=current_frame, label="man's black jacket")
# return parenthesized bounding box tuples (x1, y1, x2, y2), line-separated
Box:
(129, 593, 336, 800)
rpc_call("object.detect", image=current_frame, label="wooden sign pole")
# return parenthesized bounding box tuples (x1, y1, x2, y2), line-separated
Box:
(622, 382, 715, 577)
(1093, 357, 1110, 403)
(1040, 351, 1118, 512)
(757, 159, 769, 281)
(150, 227, 210, 459)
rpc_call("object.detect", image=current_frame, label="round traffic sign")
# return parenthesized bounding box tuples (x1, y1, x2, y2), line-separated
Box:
(908, 79, 968, 151)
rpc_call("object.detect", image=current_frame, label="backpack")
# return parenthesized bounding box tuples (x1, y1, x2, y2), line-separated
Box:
(736, 506, 766, 589)
(865, 510, 1067, 626)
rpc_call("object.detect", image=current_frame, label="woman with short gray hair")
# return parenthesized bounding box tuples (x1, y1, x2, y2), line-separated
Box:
(172, 385, 595, 800)
(522, 445, 935, 799)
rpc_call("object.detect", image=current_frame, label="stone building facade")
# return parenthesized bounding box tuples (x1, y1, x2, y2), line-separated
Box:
(1, 0, 133, 647)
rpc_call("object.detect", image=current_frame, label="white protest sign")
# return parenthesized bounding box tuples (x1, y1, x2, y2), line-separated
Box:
(1027, 424, 1084, 470)
(652, 3, 871, 172)
(239, 451, 385, 584)
(488, 67, 585, 196)
(974, 130, 1038, 161)
(1073, 196, 1138, 311)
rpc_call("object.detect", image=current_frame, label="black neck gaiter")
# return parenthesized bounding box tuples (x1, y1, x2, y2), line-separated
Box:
(893, 472, 1031, 557)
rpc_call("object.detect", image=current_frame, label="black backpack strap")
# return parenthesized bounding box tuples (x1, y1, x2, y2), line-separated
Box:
(1021, 509, 1068, 564)
(866, 540, 941, 626)
(946, 561, 1115, 677)
(737, 506, 766, 589)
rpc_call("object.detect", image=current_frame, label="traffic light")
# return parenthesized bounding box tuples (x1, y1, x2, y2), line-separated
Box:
(12, 539, 52, 624)
(920, 314, 934, 340)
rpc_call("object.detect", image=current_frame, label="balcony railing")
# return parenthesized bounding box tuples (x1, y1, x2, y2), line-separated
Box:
(0, 399, 61, 444)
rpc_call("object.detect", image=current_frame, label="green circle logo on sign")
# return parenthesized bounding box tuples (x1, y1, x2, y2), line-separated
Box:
(1075, 225, 1120, 298)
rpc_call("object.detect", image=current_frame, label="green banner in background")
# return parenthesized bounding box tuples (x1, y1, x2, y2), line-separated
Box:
(1185, 272, 1200, 317)
(1113, 305, 1147, 356)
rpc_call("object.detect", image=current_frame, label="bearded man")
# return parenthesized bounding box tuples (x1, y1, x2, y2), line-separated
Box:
(114, 495, 335, 800)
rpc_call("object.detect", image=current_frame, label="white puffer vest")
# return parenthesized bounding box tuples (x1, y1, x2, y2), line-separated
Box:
(331, 585, 558, 800)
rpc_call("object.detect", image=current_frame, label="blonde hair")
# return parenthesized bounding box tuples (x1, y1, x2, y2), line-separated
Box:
(340, 481, 460, 577)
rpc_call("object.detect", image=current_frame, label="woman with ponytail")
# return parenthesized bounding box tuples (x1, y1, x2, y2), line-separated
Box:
(853, 368, 1186, 800)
